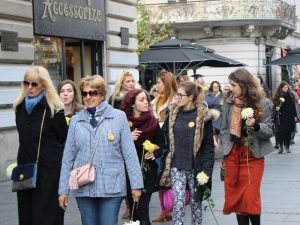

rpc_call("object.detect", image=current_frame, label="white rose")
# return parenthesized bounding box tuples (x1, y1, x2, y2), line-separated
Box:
(241, 108, 254, 120)
(197, 171, 209, 186)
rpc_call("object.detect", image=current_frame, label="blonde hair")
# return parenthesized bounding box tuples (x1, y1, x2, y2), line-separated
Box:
(80, 75, 107, 96)
(111, 70, 135, 107)
(13, 66, 64, 116)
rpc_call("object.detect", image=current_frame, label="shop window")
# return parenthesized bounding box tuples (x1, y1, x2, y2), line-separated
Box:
(33, 36, 63, 87)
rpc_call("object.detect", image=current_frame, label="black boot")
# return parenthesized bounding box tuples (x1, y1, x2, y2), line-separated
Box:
(274, 145, 279, 149)
(278, 146, 283, 154)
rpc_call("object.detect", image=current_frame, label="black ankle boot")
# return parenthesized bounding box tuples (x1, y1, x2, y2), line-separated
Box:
(278, 146, 283, 154)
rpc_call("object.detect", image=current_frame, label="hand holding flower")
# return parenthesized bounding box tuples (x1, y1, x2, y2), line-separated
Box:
(245, 117, 255, 127)
(144, 152, 155, 160)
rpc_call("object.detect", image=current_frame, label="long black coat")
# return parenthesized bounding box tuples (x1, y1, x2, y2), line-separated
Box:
(273, 94, 297, 133)
(16, 97, 67, 225)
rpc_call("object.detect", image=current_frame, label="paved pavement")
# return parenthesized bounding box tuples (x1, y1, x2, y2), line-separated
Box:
(1, 134, 300, 225)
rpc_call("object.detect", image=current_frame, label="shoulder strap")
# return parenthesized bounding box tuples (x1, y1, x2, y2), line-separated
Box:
(36, 109, 47, 163)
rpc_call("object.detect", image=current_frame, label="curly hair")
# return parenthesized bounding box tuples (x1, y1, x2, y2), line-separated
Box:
(228, 68, 264, 119)
(272, 81, 295, 106)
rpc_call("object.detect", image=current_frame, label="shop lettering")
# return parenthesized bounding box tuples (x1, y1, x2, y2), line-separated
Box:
(42, 0, 101, 23)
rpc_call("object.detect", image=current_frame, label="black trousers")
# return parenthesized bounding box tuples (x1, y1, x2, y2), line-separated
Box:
(277, 132, 291, 148)
(128, 192, 152, 224)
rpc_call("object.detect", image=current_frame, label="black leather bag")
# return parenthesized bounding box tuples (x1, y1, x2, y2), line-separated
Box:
(11, 109, 46, 192)
(11, 163, 38, 192)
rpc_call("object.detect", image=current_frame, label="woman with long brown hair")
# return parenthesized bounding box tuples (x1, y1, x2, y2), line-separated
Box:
(272, 81, 297, 153)
(57, 80, 83, 125)
(151, 69, 177, 222)
(219, 68, 274, 225)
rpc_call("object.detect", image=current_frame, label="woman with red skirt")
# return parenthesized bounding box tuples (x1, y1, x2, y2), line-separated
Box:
(219, 68, 274, 225)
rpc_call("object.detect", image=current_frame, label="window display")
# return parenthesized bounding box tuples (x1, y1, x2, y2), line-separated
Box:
(33, 36, 63, 87)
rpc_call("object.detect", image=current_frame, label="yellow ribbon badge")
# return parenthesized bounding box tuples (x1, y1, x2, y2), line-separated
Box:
(108, 133, 115, 141)
(188, 121, 195, 128)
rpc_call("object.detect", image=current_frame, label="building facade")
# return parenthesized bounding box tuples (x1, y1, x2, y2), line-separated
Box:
(0, 0, 139, 180)
(141, 0, 299, 90)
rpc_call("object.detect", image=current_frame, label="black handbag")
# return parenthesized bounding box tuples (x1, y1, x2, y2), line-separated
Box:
(11, 109, 46, 192)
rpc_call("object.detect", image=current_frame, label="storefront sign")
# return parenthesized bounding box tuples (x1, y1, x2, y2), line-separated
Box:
(0, 31, 18, 51)
(33, 0, 105, 40)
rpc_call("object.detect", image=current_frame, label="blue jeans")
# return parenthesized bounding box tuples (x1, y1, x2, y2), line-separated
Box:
(76, 197, 123, 225)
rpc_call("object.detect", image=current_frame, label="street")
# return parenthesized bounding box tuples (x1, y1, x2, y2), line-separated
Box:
(1, 135, 300, 225)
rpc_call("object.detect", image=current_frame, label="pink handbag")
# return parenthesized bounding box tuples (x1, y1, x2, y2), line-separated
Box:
(162, 188, 191, 212)
(69, 163, 96, 190)
(68, 129, 101, 190)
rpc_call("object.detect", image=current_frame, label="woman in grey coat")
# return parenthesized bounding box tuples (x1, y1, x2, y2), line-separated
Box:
(219, 69, 273, 225)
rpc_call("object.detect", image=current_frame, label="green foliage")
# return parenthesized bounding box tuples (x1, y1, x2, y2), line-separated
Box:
(135, 2, 170, 55)
(203, 187, 215, 211)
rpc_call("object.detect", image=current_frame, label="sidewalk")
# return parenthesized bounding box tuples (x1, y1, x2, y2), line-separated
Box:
(1, 135, 300, 225)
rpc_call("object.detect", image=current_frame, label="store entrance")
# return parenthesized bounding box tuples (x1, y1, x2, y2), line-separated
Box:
(65, 39, 103, 85)
(33, 36, 103, 87)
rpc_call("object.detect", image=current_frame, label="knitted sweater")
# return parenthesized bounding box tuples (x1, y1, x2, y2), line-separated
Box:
(172, 108, 197, 170)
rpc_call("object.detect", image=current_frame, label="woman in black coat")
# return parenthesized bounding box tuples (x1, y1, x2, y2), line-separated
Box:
(272, 81, 297, 153)
(158, 82, 215, 225)
(120, 89, 165, 225)
(13, 66, 68, 225)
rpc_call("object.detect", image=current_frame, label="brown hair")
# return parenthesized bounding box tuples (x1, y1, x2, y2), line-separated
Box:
(157, 69, 177, 104)
(228, 68, 264, 119)
(209, 81, 222, 92)
(57, 79, 83, 115)
(272, 81, 295, 106)
(178, 81, 204, 106)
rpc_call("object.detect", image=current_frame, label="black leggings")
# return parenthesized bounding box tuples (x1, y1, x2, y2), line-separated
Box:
(236, 214, 260, 225)
(277, 132, 291, 148)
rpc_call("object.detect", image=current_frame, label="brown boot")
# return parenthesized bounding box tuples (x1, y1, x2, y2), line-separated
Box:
(165, 212, 172, 221)
(152, 211, 166, 222)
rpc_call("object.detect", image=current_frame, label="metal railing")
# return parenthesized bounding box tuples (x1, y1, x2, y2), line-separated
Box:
(142, 0, 296, 26)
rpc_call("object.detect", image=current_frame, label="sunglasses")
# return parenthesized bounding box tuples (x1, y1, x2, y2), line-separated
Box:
(23, 81, 39, 88)
(81, 90, 100, 98)
(153, 90, 159, 93)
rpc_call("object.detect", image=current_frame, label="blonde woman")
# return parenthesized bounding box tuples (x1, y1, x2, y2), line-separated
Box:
(13, 66, 68, 225)
(152, 69, 177, 222)
(109, 70, 136, 109)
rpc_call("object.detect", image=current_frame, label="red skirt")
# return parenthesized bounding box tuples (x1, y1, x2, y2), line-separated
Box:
(223, 142, 264, 215)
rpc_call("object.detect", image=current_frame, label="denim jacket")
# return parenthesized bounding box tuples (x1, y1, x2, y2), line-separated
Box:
(59, 101, 143, 197)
